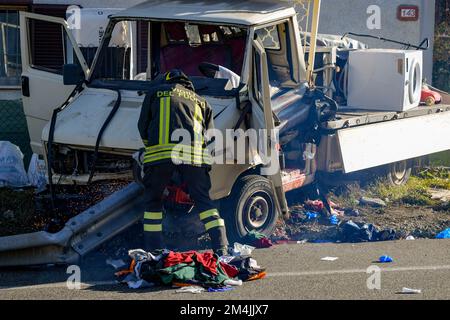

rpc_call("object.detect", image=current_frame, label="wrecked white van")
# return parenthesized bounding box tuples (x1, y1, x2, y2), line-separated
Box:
(19, 0, 450, 239)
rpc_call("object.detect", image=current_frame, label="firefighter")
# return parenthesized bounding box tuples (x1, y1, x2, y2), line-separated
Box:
(137, 69, 229, 256)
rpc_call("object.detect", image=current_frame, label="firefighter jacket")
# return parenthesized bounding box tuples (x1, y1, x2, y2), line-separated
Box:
(138, 83, 214, 167)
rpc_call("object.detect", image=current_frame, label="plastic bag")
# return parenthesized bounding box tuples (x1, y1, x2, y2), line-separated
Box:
(27, 153, 48, 192)
(232, 242, 255, 256)
(436, 228, 450, 239)
(0, 141, 29, 188)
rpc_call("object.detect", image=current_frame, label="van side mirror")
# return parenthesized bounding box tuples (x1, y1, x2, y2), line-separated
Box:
(63, 64, 85, 85)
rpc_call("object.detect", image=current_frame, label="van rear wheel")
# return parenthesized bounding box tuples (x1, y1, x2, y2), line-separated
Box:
(385, 160, 412, 186)
(221, 175, 278, 242)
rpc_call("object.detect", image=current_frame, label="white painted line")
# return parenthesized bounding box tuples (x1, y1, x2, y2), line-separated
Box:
(0, 280, 117, 291)
(267, 265, 450, 277)
(1, 265, 450, 291)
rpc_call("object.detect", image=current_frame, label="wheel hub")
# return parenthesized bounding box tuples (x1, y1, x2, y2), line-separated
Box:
(245, 195, 269, 229)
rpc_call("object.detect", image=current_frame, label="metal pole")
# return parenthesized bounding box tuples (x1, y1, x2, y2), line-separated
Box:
(306, 0, 321, 87)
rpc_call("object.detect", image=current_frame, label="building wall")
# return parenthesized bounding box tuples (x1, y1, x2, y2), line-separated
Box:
(31, 0, 437, 81)
(314, 0, 435, 82)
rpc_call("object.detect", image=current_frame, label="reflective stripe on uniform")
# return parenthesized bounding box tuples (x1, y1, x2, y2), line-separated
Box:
(199, 209, 220, 221)
(204, 219, 225, 231)
(144, 212, 163, 220)
(193, 103, 204, 158)
(144, 224, 162, 232)
(143, 147, 212, 165)
(159, 97, 171, 145)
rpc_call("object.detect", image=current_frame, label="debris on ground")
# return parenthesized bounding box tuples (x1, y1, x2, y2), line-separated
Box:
(429, 189, 450, 202)
(401, 287, 422, 294)
(339, 220, 396, 243)
(232, 243, 255, 256)
(378, 255, 393, 263)
(320, 257, 339, 261)
(435, 228, 450, 239)
(106, 258, 127, 270)
(277, 169, 450, 243)
(27, 153, 48, 193)
(175, 286, 206, 294)
(304, 200, 325, 212)
(242, 230, 273, 248)
(359, 197, 387, 208)
(0, 141, 29, 188)
(329, 215, 340, 225)
(115, 249, 266, 292)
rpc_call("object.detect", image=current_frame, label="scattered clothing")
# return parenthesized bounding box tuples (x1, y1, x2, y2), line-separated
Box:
(247, 272, 267, 281)
(208, 286, 234, 293)
(339, 220, 396, 243)
(164, 251, 219, 275)
(304, 200, 325, 212)
(127, 279, 154, 289)
(227, 256, 266, 281)
(305, 212, 319, 220)
(329, 215, 339, 225)
(220, 262, 239, 278)
(232, 243, 255, 256)
(116, 249, 266, 292)
(242, 230, 273, 248)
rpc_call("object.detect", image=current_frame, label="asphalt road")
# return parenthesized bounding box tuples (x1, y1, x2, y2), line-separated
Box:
(0, 239, 449, 300)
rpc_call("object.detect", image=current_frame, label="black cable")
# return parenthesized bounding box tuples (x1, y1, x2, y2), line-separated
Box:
(87, 89, 122, 184)
(47, 83, 84, 211)
(341, 32, 429, 50)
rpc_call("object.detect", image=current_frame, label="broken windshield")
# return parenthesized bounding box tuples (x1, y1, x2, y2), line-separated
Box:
(90, 20, 248, 85)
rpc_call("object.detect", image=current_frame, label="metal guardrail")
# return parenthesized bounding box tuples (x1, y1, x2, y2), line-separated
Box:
(0, 182, 144, 267)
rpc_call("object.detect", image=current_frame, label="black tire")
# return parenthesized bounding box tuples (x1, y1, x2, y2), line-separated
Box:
(384, 160, 412, 186)
(221, 175, 279, 242)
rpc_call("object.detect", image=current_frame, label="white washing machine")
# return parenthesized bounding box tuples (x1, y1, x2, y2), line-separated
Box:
(347, 49, 423, 111)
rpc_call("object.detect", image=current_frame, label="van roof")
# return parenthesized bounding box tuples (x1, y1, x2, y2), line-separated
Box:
(110, 0, 296, 26)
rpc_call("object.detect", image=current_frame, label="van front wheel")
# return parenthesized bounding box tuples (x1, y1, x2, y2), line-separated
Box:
(222, 175, 278, 242)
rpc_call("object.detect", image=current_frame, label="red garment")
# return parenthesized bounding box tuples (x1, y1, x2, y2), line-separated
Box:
(254, 237, 273, 248)
(164, 251, 218, 275)
(304, 200, 324, 211)
(219, 262, 239, 278)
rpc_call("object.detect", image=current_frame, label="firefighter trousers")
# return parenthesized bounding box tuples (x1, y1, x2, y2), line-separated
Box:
(142, 163, 228, 251)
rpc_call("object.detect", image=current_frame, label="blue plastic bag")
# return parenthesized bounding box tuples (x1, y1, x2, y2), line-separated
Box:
(436, 228, 450, 239)
(379, 255, 393, 263)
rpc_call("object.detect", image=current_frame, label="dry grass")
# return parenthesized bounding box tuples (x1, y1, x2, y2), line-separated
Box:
(331, 167, 450, 208)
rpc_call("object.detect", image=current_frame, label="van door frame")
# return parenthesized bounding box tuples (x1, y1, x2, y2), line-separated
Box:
(19, 11, 89, 155)
(248, 35, 289, 217)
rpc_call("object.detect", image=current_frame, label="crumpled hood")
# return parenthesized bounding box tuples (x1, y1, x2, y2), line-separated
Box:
(42, 88, 144, 151)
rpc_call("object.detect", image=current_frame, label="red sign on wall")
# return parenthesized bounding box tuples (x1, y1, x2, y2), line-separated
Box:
(397, 5, 420, 21)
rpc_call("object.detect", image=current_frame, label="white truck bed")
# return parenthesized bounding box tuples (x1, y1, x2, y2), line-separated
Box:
(322, 104, 450, 173)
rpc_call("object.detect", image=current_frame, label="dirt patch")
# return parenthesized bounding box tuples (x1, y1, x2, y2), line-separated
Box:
(273, 169, 450, 243)
(0, 181, 129, 237)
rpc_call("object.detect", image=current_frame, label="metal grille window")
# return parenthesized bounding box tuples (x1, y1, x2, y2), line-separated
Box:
(0, 9, 21, 87)
(255, 26, 281, 50)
